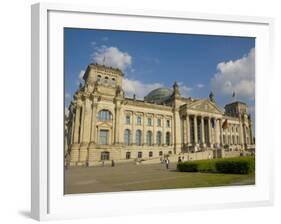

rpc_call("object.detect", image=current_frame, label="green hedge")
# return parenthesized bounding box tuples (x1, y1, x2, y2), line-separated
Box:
(177, 156, 255, 175)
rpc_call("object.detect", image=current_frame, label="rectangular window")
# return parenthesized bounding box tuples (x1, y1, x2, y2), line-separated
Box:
(157, 118, 161, 127)
(166, 120, 170, 128)
(147, 117, 152, 126)
(137, 116, 142, 125)
(99, 130, 109, 145)
(126, 115, 131, 124)
(138, 152, 142, 158)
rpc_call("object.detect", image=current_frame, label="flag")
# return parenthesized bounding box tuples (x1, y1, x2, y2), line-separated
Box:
(222, 119, 228, 129)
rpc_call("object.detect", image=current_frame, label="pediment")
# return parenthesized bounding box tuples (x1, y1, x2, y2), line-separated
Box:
(188, 99, 223, 114)
(96, 121, 113, 128)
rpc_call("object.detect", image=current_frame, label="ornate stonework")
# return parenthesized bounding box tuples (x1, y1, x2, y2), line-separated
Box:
(65, 64, 255, 166)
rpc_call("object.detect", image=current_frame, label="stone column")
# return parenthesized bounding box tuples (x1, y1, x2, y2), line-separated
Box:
(208, 117, 212, 146)
(79, 98, 92, 165)
(88, 99, 97, 164)
(182, 117, 187, 145)
(143, 113, 146, 145)
(79, 104, 85, 144)
(132, 112, 135, 145)
(70, 105, 81, 166)
(81, 98, 91, 143)
(186, 115, 190, 145)
(90, 100, 97, 144)
(201, 116, 205, 146)
(73, 106, 81, 144)
(219, 119, 224, 146)
(70, 112, 75, 144)
(162, 117, 166, 146)
(114, 102, 121, 144)
(153, 114, 156, 145)
(215, 119, 220, 145)
(239, 118, 245, 147)
(194, 115, 198, 144)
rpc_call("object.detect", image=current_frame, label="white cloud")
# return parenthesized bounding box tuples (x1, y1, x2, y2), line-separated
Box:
(196, 83, 205, 88)
(91, 41, 97, 46)
(65, 92, 71, 99)
(122, 78, 163, 98)
(93, 46, 132, 71)
(211, 48, 255, 100)
(178, 82, 192, 97)
(79, 70, 85, 81)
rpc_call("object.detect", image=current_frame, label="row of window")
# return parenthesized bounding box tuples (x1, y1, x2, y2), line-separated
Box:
(125, 115, 171, 127)
(96, 74, 116, 85)
(124, 129, 171, 146)
(98, 129, 172, 146)
(97, 110, 172, 129)
(100, 150, 173, 160)
(222, 135, 240, 145)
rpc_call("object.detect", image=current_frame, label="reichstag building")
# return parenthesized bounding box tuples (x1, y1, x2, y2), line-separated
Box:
(65, 64, 254, 166)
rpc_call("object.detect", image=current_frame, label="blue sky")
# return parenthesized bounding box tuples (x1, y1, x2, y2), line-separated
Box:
(64, 28, 255, 126)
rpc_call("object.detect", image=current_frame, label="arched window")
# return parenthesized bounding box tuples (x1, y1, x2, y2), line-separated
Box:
(156, 131, 162, 145)
(166, 132, 170, 145)
(136, 130, 142, 146)
(124, 129, 131, 145)
(146, 131, 153, 146)
(166, 120, 170, 127)
(97, 75, 102, 82)
(232, 135, 235, 145)
(98, 110, 112, 121)
(104, 76, 109, 84)
(111, 78, 116, 85)
(159, 151, 163, 156)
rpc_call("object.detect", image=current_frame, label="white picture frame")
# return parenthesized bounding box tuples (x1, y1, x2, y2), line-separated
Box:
(31, 2, 274, 221)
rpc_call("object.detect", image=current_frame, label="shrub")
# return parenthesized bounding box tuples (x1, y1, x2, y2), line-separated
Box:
(177, 162, 198, 172)
(177, 156, 255, 175)
(215, 157, 255, 175)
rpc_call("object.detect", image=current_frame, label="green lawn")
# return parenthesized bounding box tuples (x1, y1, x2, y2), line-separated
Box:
(64, 162, 255, 194)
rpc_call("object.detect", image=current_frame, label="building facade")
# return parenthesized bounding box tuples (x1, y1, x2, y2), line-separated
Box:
(65, 64, 254, 166)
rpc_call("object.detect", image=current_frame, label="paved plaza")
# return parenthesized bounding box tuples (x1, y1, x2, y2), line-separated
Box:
(64, 162, 255, 194)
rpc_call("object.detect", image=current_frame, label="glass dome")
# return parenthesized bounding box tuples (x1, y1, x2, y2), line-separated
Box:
(144, 88, 173, 104)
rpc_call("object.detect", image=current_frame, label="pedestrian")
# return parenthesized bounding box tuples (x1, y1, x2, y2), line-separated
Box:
(111, 160, 115, 167)
(178, 156, 182, 163)
(166, 158, 169, 169)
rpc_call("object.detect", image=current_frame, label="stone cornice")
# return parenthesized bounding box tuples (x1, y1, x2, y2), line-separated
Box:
(124, 98, 173, 111)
